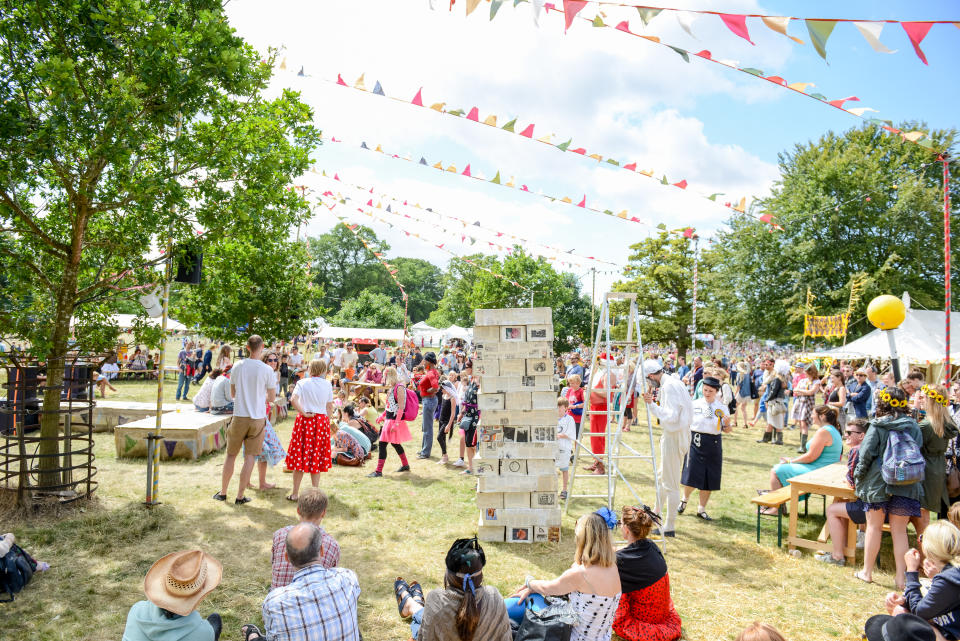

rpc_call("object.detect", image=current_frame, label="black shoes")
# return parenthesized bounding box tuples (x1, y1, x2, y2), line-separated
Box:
(396, 465, 411, 472)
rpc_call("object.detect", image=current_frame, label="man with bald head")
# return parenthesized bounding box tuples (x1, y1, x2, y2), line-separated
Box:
(245, 522, 360, 641)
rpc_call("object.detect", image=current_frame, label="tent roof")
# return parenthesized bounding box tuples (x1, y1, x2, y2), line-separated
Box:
(71, 313, 187, 332)
(317, 326, 406, 341)
(810, 309, 960, 363)
(443, 324, 471, 340)
(410, 321, 437, 332)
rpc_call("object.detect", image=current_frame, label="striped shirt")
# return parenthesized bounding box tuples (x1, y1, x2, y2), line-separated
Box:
(271, 525, 340, 590)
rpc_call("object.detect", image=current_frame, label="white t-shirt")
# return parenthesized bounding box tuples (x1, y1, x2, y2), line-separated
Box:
(230, 358, 275, 419)
(342, 350, 358, 370)
(101, 362, 119, 380)
(292, 376, 333, 414)
(332, 348, 346, 367)
(557, 414, 576, 460)
(211, 375, 233, 408)
(288, 352, 303, 368)
(690, 397, 729, 436)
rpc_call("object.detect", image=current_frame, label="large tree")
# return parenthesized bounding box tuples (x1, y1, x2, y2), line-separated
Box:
(428, 248, 594, 353)
(173, 237, 324, 343)
(0, 0, 319, 483)
(308, 225, 389, 313)
(706, 123, 958, 343)
(331, 290, 405, 329)
(384, 257, 443, 324)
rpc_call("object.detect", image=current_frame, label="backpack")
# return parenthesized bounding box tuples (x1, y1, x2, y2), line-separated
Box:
(397, 385, 420, 421)
(882, 429, 925, 486)
(0, 544, 37, 602)
(725, 383, 737, 415)
(354, 417, 379, 446)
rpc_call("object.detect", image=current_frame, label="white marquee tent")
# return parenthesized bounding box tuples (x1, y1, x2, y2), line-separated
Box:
(317, 326, 406, 342)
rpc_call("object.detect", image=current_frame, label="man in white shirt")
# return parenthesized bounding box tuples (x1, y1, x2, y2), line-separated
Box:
(216, 335, 276, 505)
(641, 359, 692, 537)
(331, 342, 346, 375)
(288, 346, 304, 372)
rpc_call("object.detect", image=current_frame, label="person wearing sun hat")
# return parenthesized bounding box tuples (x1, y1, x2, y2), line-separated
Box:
(122, 549, 223, 641)
(679, 376, 731, 522)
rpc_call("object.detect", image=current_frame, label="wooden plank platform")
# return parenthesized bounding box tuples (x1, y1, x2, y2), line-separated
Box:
(91, 400, 194, 433)
(114, 411, 230, 460)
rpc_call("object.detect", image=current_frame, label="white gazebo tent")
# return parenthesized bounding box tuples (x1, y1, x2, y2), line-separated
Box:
(442, 324, 471, 342)
(410, 321, 437, 334)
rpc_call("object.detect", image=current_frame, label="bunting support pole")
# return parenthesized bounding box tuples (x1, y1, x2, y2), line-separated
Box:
(942, 153, 952, 384)
(591, 267, 596, 342)
(691, 235, 699, 355)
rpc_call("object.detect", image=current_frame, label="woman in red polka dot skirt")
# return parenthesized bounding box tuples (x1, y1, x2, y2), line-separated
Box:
(285, 358, 334, 501)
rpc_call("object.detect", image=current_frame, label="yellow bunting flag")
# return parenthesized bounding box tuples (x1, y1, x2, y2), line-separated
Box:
(788, 82, 814, 92)
(761, 16, 805, 44)
(354, 73, 366, 90)
(483, 114, 498, 126)
(430, 102, 446, 112)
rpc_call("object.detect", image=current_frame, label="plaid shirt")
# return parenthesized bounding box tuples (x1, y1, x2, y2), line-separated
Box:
(271, 525, 340, 590)
(262, 564, 360, 641)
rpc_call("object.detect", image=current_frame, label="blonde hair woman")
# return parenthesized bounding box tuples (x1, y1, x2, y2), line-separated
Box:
(216, 344, 232, 370)
(367, 366, 413, 478)
(285, 359, 333, 501)
(883, 520, 960, 641)
(913, 383, 959, 533)
(510, 513, 621, 641)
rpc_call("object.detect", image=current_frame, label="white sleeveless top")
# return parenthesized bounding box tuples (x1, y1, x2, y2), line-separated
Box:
(568, 567, 621, 641)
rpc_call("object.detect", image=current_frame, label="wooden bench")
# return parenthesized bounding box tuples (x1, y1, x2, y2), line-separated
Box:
(751, 487, 823, 547)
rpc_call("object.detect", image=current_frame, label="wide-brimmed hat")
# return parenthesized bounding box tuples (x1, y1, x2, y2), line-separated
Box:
(701, 376, 722, 390)
(143, 550, 222, 616)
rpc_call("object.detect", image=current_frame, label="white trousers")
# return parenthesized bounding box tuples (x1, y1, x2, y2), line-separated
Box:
(657, 430, 689, 532)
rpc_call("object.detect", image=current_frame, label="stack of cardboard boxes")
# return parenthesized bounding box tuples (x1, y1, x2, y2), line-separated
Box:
(473, 307, 561, 543)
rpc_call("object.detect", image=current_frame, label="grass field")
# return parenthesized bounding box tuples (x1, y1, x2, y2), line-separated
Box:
(2, 363, 908, 640)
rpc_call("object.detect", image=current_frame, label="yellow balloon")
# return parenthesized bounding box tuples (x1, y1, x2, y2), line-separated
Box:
(867, 295, 906, 330)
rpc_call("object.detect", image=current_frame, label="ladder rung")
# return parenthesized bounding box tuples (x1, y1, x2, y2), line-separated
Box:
(568, 493, 609, 498)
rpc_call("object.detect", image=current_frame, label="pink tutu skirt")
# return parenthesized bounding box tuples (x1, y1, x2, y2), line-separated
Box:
(380, 418, 411, 444)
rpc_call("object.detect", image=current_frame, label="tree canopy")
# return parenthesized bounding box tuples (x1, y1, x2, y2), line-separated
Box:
(331, 290, 405, 329)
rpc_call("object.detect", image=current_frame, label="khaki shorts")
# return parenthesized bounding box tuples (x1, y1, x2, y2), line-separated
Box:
(226, 416, 267, 457)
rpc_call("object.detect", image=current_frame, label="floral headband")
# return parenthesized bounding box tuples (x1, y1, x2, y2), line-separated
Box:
(922, 385, 950, 407)
(878, 389, 909, 409)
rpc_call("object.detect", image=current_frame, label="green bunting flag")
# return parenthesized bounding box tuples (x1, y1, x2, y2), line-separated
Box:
(501, 118, 517, 132)
(668, 46, 690, 62)
(806, 20, 837, 60)
(557, 138, 572, 151)
(636, 8, 662, 26)
(491, 171, 501, 184)
(490, 0, 504, 20)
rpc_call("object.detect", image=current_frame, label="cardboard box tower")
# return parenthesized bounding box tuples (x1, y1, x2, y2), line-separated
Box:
(473, 307, 561, 543)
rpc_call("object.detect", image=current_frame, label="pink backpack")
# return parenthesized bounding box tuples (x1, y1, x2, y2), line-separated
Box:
(396, 384, 419, 421)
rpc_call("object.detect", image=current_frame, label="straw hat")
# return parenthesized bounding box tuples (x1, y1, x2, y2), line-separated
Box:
(143, 550, 222, 616)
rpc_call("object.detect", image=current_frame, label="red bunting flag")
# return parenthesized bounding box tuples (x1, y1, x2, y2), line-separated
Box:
(563, 0, 587, 32)
(412, 88, 424, 106)
(366, 199, 373, 206)
(519, 124, 535, 138)
(719, 14, 755, 45)
(615, 21, 631, 33)
(759, 214, 774, 223)
(571, 147, 586, 155)
(673, 180, 688, 189)
(902, 22, 934, 64)
(695, 50, 712, 59)
(827, 96, 859, 108)
(334, 173, 340, 181)
(624, 162, 637, 171)
(467, 107, 479, 121)
(682, 228, 695, 238)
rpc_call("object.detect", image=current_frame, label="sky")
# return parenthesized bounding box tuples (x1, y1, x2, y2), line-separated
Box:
(225, 0, 960, 296)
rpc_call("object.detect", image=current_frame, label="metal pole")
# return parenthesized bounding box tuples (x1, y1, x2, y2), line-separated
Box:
(691, 236, 699, 355)
(146, 116, 180, 506)
(942, 153, 951, 384)
(886, 329, 902, 384)
(591, 267, 596, 340)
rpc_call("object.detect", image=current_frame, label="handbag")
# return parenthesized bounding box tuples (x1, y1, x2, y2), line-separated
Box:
(333, 452, 363, 467)
(948, 456, 960, 498)
(514, 596, 577, 641)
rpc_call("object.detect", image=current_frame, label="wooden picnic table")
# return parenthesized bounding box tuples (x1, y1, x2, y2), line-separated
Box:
(787, 462, 858, 565)
(342, 381, 389, 409)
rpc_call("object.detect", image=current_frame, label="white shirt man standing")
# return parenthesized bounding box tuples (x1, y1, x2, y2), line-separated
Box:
(331, 342, 346, 375)
(215, 335, 276, 505)
(288, 346, 304, 372)
(641, 359, 692, 537)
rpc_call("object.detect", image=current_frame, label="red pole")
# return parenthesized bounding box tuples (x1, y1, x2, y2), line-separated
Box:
(942, 153, 952, 384)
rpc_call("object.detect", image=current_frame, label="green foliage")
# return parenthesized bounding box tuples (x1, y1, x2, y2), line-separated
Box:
(331, 290, 405, 329)
(705, 123, 958, 343)
(388, 257, 443, 323)
(174, 237, 324, 343)
(309, 225, 389, 313)
(613, 232, 704, 354)
(428, 247, 594, 353)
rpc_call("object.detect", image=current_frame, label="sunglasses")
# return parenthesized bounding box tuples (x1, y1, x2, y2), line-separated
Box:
(845, 430, 863, 436)
(267, 358, 278, 362)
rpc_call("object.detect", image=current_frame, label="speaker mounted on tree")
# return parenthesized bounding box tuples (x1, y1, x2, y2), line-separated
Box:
(175, 244, 203, 284)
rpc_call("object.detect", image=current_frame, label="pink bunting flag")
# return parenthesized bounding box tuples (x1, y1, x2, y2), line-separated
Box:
(467, 107, 479, 121)
(673, 180, 688, 189)
(334, 173, 340, 181)
(412, 88, 424, 106)
(520, 185, 530, 191)
(765, 76, 787, 86)
(336, 74, 347, 86)
(366, 199, 373, 206)
(630, 217, 641, 223)
(577, 195, 586, 207)
(759, 214, 773, 223)
(624, 162, 637, 171)
(519, 124, 535, 138)
(827, 96, 859, 109)
(683, 228, 694, 238)
(902, 22, 934, 64)
(571, 147, 586, 155)
(615, 21, 631, 33)
(462, 164, 472, 177)
(563, 0, 587, 32)
(719, 14, 754, 45)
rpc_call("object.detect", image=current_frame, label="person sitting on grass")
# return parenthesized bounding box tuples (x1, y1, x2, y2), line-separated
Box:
(356, 395, 380, 427)
(612, 505, 682, 641)
(192, 369, 220, 413)
(735, 622, 786, 641)
(393, 537, 511, 641)
(271, 489, 340, 590)
(122, 549, 223, 641)
(330, 418, 367, 465)
(815, 418, 869, 566)
(246, 523, 359, 641)
(760, 405, 843, 514)
(881, 520, 960, 641)
(94, 369, 118, 398)
(336, 404, 372, 459)
(510, 513, 622, 641)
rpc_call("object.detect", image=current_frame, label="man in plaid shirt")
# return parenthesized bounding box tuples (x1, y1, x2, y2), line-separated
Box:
(272, 489, 340, 590)
(247, 522, 360, 641)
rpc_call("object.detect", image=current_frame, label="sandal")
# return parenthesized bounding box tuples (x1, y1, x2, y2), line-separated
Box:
(853, 570, 872, 584)
(408, 580, 425, 606)
(394, 577, 413, 617)
(677, 500, 687, 514)
(286, 495, 298, 502)
(241, 624, 262, 641)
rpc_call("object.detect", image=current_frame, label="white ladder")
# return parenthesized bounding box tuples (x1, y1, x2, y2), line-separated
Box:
(564, 292, 664, 546)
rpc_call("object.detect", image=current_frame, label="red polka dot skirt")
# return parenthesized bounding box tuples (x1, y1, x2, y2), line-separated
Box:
(284, 413, 332, 474)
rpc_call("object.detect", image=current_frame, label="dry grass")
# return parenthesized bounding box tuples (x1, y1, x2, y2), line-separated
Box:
(2, 359, 907, 640)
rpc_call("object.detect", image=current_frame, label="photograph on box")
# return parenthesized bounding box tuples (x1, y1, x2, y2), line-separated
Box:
(509, 526, 532, 543)
(503, 426, 529, 443)
(502, 326, 525, 342)
(475, 460, 497, 476)
(531, 426, 557, 442)
(503, 459, 526, 474)
(534, 526, 562, 543)
(534, 492, 558, 507)
(485, 508, 499, 521)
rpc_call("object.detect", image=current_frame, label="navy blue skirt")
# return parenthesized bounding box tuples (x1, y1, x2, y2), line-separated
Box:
(681, 432, 723, 491)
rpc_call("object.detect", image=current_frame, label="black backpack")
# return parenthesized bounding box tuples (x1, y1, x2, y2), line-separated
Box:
(354, 417, 379, 446)
(1, 544, 37, 602)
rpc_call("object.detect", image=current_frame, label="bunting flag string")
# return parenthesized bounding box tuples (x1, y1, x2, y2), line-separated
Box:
(321, 134, 784, 230)
(320, 197, 534, 292)
(442, 2, 943, 151)
(446, 1, 958, 65)
(307, 168, 622, 268)
(277, 63, 758, 219)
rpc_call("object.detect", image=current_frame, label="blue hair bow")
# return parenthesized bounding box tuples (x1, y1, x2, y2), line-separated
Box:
(462, 572, 476, 596)
(595, 507, 618, 530)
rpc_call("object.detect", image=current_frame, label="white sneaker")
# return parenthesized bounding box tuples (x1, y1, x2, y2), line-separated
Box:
(856, 531, 865, 550)
(452, 459, 466, 468)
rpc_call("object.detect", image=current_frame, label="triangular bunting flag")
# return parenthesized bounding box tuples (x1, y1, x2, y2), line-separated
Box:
(412, 88, 424, 106)
(519, 124, 535, 138)
(361, 142, 369, 149)
(576, 195, 586, 207)
(806, 20, 837, 60)
(557, 139, 572, 151)
(373, 81, 385, 96)
(719, 14, 755, 45)
(848, 107, 878, 117)
(668, 46, 690, 62)
(624, 162, 637, 171)
(636, 7, 662, 26)
(465, 0, 481, 16)
(433, 161, 443, 169)
(467, 107, 480, 121)
(735, 197, 747, 213)
(482, 114, 497, 126)
(164, 440, 177, 458)
(491, 171, 501, 184)
(615, 21, 631, 33)
(354, 73, 366, 90)
(788, 82, 814, 92)
(695, 50, 712, 59)
(279, 57, 287, 70)
(375, 144, 383, 152)
(673, 180, 688, 189)
(592, 15, 605, 27)
(336, 73, 348, 86)
(430, 102, 446, 112)
(588, 153, 602, 161)
(761, 16, 804, 44)
(462, 164, 472, 177)
(759, 213, 773, 223)
(490, 0, 505, 20)
(502, 118, 517, 132)
(448, 108, 465, 117)
(827, 96, 859, 109)
(675, 11, 698, 38)
(853, 22, 896, 54)
(419, 157, 428, 165)
(902, 22, 934, 64)
(571, 147, 586, 155)
(562, 0, 587, 32)
(683, 228, 695, 238)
